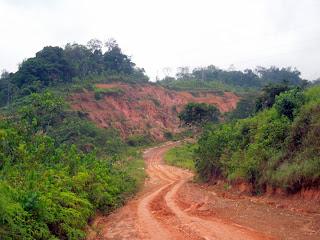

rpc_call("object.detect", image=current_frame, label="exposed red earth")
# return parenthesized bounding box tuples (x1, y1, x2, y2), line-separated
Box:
(86, 143, 320, 240)
(70, 83, 239, 140)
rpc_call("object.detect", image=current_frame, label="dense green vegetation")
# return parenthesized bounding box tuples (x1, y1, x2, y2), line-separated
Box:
(226, 92, 258, 120)
(157, 65, 306, 92)
(164, 143, 196, 171)
(0, 38, 153, 239)
(0, 39, 153, 239)
(0, 91, 146, 239)
(179, 102, 220, 126)
(0, 38, 148, 107)
(195, 85, 320, 194)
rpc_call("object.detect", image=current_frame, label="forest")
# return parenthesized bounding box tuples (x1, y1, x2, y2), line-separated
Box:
(0, 38, 148, 107)
(158, 65, 307, 92)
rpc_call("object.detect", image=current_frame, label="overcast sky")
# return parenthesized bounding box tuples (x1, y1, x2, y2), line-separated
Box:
(0, 0, 319, 80)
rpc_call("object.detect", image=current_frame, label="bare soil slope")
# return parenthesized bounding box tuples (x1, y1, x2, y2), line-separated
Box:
(70, 83, 239, 140)
(87, 143, 320, 240)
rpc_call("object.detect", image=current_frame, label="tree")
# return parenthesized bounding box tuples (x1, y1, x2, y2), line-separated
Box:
(179, 103, 220, 126)
(0, 70, 13, 106)
(105, 38, 118, 51)
(228, 93, 258, 120)
(176, 66, 191, 79)
(256, 66, 303, 86)
(255, 83, 290, 112)
(274, 88, 305, 120)
(87, 39, 103, 53)
(12, 46, 74, 91)
(103, 39, 135, 74)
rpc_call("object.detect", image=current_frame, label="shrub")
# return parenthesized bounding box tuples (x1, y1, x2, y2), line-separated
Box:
(0, 92, 145, 239)
(195, 86, 320, 192)
(274, 88, 304, 120)
(126, 134, 153, 147)
(179, 102, 220, 126)
(93, 87, 124, 100)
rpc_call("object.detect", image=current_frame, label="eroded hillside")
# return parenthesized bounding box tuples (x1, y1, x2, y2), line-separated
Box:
(70, 83, 239, 140)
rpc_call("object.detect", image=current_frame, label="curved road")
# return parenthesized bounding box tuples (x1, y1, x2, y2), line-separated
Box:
(89, 142, 273, 240)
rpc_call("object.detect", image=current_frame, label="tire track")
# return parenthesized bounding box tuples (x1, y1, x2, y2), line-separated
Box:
(90, 142, 274, 240)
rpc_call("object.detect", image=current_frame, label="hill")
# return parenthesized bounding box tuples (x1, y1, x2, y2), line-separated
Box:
(70, 83, 239, 140)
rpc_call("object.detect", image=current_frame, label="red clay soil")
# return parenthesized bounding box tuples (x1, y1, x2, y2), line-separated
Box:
(70, 83, 239, 140)
(86, 143, 320, 240)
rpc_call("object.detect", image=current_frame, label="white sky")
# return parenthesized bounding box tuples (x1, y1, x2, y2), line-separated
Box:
(0, 0, 319, 81)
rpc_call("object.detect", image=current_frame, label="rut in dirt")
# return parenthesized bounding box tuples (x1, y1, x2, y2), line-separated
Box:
(89, 142, 273, 240)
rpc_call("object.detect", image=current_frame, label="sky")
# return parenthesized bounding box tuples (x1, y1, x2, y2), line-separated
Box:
(0, 0, 319, 81)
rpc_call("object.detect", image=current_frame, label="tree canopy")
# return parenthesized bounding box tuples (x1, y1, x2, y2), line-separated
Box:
(0, 38, 148, 106)
(179, 102, 220, 126)
(158, 65, 307, 92)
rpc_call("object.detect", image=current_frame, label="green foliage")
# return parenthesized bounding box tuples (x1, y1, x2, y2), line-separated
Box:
(126, 134, 153, 147)
(195, 86, 320, 193)
(0, 71, 14, 106)
(0, 38, 148, 107)
(256, 66, 304, 86)
(19, 91, 65, 133)
(227, 93, 258, 120)
(158, 77, 238, 92)
(163, 131, 173, 140)
(274, 88, 305, 120)
(0, 92, 145, 239)
(46, 114, 126, 156)
(93, 87, 124, 100)
(255, 83, 289, 112)
(12, 47, 74, 91)
(104, 39, 135, 74)
(157, 65, 306, 93)
(196, 123, 237, 181)
(164, 143, 196, 171)
(179, 102, 220, 126)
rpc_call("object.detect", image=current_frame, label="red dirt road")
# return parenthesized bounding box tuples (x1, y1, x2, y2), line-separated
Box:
(88, 143, 320, 240)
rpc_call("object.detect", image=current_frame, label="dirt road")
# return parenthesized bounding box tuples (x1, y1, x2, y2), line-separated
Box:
(88, 142, 320, 240)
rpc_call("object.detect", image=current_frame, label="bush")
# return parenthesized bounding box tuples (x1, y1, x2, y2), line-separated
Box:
(227, 93, 257, 120)
(195, 85, 320, 193)
(179, 102, 220, 126)
(0, 92, 145, 239)
(126, 134, 153, 147)
(93, 87, 124, 100)
(255, 83, 289, 112)
(274, 88, 304, 120)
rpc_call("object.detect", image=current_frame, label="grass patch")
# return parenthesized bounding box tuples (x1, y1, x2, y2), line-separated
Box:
(93, 86, 124, 100)
(164, 143, 197, 171)
(123, 147, 146, 190)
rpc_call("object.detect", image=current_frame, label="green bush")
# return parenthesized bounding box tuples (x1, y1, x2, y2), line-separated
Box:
(274, 88, 304, 120)
(195, 85, 320, 193)
(0, 92, 145, 239)
(179, 102, 220, 126)
(93, 87, 124, 100)
(126, 134, 153, 147)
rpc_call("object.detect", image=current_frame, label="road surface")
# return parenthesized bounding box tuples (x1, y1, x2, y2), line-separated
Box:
(88, 142, 320, 240)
